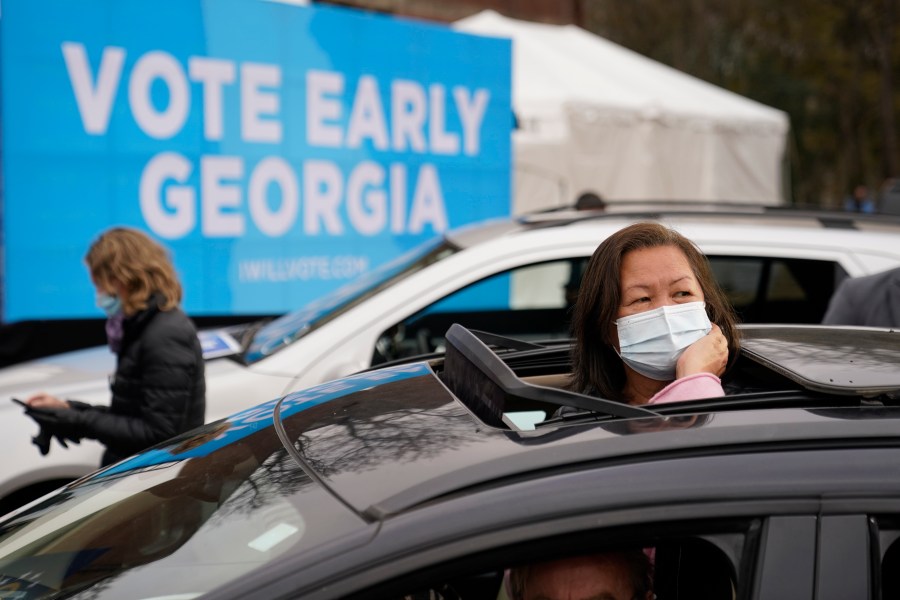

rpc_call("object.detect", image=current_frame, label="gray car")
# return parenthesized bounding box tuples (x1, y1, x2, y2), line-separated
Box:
(0, 322, 898, 599)
(2, 203, 900, 515)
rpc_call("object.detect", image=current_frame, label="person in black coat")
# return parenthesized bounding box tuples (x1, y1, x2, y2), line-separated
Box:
(821, 266, 900, 328)
(24, 227, 206, 466)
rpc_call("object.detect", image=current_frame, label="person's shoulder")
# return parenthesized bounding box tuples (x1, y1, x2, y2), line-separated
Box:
(145, 306, 198, 341)
(847, 267, 900, 289)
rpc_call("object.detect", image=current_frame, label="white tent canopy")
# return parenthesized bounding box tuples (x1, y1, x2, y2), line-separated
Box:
(454, 10, 791, 212)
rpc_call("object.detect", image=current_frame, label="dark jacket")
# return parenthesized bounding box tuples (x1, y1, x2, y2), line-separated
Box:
(822, 267, 900, 328)
(72, 297, 206, 465)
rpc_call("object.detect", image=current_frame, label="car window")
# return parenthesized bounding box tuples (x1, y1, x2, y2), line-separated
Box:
(708, 258, 763, 307)
(707, 256, 849, 323)
(766, 260, 807, 301)
(372, 259, 580, 364)
(372, 254, 851, 365)
(873, 518, 900, 598)
(353, 524, 751, 600)
(427, 260, 578, 314)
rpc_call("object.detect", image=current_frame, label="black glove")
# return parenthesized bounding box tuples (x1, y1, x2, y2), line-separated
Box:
(23, 407, 85, 456)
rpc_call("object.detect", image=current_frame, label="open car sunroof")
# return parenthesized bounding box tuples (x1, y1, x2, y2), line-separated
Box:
(739, 325, 900, 397)
(441, 324, 659, 428)
(438, 323, 900, 431)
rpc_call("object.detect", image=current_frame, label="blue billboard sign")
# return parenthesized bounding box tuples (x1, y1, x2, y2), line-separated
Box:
(0, 0, 511, 321)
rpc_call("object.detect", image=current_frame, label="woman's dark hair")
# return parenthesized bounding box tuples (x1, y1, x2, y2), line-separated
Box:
(570, 222, 740, 401)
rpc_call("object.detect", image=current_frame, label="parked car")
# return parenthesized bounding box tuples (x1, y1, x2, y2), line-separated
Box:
(1, 322, 899, 599)
(2, 203, 900, 513)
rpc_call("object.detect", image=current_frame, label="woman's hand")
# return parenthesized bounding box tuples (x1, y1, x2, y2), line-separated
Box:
(676, 323, 729, 379)
(26, 393, 71, 410)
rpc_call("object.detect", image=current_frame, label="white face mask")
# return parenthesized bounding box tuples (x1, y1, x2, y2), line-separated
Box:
(615, 301, 712, 381)
(96, 293, 122, 318)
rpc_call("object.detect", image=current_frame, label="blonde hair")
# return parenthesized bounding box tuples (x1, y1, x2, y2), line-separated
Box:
(85, 227, 182, 314)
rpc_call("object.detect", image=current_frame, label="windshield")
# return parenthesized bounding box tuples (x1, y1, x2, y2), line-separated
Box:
(243, 236, 458, 363)
(0, 415, 366, 599)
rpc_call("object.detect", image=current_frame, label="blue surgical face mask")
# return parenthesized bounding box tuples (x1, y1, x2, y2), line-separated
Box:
(615, 301, 712, 381)
(96, 293, 122, 318)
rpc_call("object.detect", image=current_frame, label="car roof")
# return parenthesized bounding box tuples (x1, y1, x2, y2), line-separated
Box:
(271, 323, 900, 520)
(446, 202, 900, 249)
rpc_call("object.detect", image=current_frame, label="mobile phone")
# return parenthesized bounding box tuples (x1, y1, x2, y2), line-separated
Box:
(13, 397, 54, 415)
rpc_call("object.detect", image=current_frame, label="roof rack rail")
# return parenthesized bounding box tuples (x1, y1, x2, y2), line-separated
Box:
(518, 201, 900, 229)
(441, 323, 657, 428)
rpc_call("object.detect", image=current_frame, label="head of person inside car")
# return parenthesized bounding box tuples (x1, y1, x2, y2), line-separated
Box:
(508, 550, 653, 600)
(570, 222, 739, 406)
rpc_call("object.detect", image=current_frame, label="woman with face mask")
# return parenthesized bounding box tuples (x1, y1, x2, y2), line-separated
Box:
(570, 222, 738, 405)
(24, 227, 206, 466)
